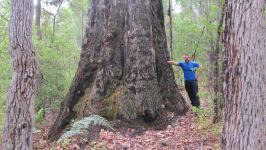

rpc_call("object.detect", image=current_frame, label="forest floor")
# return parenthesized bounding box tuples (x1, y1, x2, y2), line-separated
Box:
(32, 86, 222, 150)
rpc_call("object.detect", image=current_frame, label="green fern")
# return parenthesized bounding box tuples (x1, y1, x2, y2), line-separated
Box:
(58, 115, 115, 142)
(35, 108, 44, 124)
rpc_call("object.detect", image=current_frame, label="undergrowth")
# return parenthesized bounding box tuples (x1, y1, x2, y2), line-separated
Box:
(58, 115, 115, 142)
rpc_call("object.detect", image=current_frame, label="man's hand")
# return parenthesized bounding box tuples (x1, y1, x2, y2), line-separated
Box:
(167, 60, 178, 66)
(190, 67, 197, 72)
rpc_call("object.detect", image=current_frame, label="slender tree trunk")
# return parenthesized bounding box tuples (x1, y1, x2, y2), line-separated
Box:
(52, 15, 56, 42)
(212, 0, 225, 123)
(222, 0, 266, 149)
(52, 4, 61, 43)
(35, 0, 42, 40)
(3, 0, 37, 149)
(81, 6, 84, 44)
(168, 0, 173, 58)
(48, 0, 189, 140)
(200, 0, 216, 82)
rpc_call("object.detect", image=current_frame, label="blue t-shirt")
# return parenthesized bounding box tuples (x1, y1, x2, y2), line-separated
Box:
(178, 61, 200, 81)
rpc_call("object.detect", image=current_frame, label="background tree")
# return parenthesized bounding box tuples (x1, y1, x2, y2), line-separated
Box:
(48, 0, 189, 140)
(33, 0, 84, 119)
(3, 0, 38, 149)
(212, 0, 224, 123)
(69, 0, 88, 46)
(197, 0, 225, 123)
(168, 0, 173, 58)
(42, 1, 63, 43)
(35, 0, 42, 40)
(222, 0, 266, 149)
(0, 0, 89, 130)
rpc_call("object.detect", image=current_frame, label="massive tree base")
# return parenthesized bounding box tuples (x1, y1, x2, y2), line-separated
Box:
(48, 0, 189, 140)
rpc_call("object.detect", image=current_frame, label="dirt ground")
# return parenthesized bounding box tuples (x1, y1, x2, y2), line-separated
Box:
(33, 88, 221, 150)
(32, 110, 221, 150)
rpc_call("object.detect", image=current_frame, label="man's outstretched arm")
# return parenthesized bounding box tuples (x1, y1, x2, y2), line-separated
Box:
(194, 62, 202, 68)
(191, 63, 202, 71)
(167, 60, 179, 66)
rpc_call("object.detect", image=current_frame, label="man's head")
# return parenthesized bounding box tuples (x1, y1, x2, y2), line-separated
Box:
(183, 54, 191, 63)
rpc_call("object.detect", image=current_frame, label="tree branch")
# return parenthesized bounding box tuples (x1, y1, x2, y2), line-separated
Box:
(49, 0, 64, 6)
(42, 8, 55, 17)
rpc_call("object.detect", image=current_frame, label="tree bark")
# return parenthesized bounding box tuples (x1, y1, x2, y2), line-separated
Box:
(168, 0, 173, 58)
(222, 0, 266, 149)
(48, 0, 189, 140)
(3, 0, 37, 149)
(35, 0, 42, 40)
(212, 0, 225, 123)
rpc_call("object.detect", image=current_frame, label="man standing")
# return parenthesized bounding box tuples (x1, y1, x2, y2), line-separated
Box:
(167, 54, 201, 107)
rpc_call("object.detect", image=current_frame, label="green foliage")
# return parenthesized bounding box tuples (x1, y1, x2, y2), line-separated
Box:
(163, 0, 221, 85)
(0, 0, 89, 131)
(192, 90, 222, 136)
(35, 107, 44, 125)
(34, 4, 85, 112)
(59, 115, 115, 142)
(69, 0, 89, 45)
(192, 106, 209, 128)
(0, 0, 11, 131)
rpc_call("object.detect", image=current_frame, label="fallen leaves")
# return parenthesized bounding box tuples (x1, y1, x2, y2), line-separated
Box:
(82, 112, 220, 150)
(32, 110, 221, 150)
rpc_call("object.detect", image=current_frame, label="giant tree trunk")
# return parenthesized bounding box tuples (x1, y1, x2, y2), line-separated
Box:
(3, 0, 37, 149)
(48, 0, 189, 140)
(222, 0, 266, 149)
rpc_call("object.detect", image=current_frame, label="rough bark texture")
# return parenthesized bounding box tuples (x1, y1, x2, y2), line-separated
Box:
(3, 0, 37, 149)
(212, 0, 225, 123)
(48, 0, 189, 140)
(222, 0, 266, 149)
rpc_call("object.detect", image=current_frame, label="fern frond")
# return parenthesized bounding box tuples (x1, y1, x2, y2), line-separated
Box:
(58, 115, 114, 142)
(58, 130, 86, 142)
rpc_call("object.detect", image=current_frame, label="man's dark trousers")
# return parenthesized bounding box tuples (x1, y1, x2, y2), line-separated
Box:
(185, 80, 200, 107)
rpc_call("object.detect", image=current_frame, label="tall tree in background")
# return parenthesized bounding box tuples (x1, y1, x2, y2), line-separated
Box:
(35, 0, 42, 40)
(3, 0, 37, 149)
(198, 0, 224, 123)
(49, 0, 189, 140)
(168, 0, 173, 58)
(69, 0, 88, 46)
(198, 0, 225, 123)
(42, 1, 63, 43)
(222, 0, 265, 149)
(212, 0, 225, 123)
